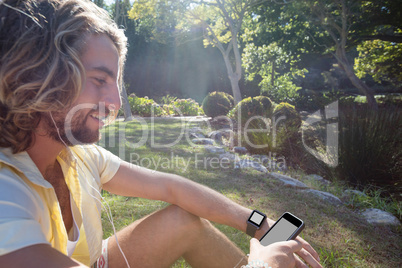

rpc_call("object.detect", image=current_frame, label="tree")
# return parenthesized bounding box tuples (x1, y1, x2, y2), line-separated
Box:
(355, 40, 402, 88)
(298, 0, 379, 109)
(354, 0, 402, 44)
(91, 0, 105, 8)
(242, 42, 307, 103)
(249, 0, 402, 108)
(129, 0, 269, 104)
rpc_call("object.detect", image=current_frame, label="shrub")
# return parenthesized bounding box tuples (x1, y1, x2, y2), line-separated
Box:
(254, 96, 273, 118)
(270, 103, 303, 164)
(159, 94, 177, 105)
(128, 95, 164, 117)
(273, 102, 302, 130)
(202, 91, 234, 118)
(171, 98, 203, 116)
(229, 97, 265, 127)
(334, 105, 402, 194)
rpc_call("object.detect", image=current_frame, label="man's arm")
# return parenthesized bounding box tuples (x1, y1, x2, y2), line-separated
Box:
(103, 161, 260, 234)
(103, 160, 321, 265)
(0, 244, 87, 268)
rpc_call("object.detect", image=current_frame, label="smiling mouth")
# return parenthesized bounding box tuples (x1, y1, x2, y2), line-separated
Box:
(89, 110, 118, 126)
(90, 114, 107, 122)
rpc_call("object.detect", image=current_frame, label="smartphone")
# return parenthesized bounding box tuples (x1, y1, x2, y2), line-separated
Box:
(259, 212, 304, 246)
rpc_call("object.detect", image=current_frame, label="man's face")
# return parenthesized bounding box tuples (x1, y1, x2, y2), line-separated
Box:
(44, 34, 121, 146)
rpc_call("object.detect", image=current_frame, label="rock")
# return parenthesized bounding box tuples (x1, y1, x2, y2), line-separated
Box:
(303, 189, 342, 205)
(192, 138, 214, 145)
(187, 127, 203, 134)
(218, 152, 239, 162)
(204, 145, 225, 154)
(233, 146, 248, 155)
(343, 189, 367, 197)
(304, 174, 331, 186)
(190, 132, 205, 139)
(269, 173, 309, 189)
(207, 131, 224, 144)
(299, 111, 309, 118)
(235, 159, 268, 173)
(252, 154, 287, 171)
(220, 129, 234, 139)
(251, 154, 270, 165)
(360, 208, 400, 226)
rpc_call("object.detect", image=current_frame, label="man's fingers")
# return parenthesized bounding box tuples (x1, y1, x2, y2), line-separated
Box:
(283, 239, 303, 253)
(296, 236, 321, 262)
(295, 248, 323, 268)
(294, 255, 309, 268)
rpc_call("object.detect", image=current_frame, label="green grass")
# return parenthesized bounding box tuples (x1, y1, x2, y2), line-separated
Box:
(98, 117, 402, 267)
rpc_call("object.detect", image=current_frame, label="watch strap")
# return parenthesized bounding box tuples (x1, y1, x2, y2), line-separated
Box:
(246, 222, 257, 237)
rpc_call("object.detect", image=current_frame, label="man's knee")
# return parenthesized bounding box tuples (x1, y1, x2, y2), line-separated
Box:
(166, 205, 210, 234)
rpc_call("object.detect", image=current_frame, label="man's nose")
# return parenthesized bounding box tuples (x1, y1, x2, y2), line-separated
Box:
(103, 83, 121, 112)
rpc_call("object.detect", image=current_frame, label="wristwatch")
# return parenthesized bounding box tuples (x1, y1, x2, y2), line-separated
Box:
(246, 210, 266, 237)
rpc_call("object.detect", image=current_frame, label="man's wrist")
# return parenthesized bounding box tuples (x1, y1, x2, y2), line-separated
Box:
(242, 260, 271, 268)
(246, 210, 266, 237)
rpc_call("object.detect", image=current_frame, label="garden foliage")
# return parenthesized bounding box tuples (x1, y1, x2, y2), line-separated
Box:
(335, 104, 402, 192)
(202, 91, 234, 118)
(228, 96, 264, 127)
(128, 94, 203, 117)
(128, 94, 164, 117)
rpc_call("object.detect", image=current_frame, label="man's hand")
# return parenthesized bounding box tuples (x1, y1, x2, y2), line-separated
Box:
(254, 218, 322, 268)
(294, 236, 322, 268)
(248, 238, 322, 268)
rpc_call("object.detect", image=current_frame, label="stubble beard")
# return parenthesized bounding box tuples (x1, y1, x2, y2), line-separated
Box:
(43, 109, 101, 146)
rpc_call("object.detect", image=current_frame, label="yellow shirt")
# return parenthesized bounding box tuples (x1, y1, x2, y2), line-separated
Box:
(0, 144, 121, 266)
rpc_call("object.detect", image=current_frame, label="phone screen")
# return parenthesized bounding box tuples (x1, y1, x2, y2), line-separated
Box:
(260, 213, 303, 246)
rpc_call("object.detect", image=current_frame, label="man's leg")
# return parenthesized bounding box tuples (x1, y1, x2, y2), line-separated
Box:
(107, 205, 247, 268)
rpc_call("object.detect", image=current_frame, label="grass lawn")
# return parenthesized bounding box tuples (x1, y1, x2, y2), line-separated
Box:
(98, 117, 401, 267)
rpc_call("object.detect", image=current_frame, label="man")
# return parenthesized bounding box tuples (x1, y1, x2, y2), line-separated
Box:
(0, 1, 322, 267)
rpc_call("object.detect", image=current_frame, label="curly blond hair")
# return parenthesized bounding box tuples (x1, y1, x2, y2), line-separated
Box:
(0, 0, 127, 153)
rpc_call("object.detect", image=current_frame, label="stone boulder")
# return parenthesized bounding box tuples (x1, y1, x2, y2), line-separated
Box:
(360, 208, 400, 226)
(269, 173, 309, 189)
(192, 138, 214, 145)
(235, 159, 268, 173)
(251, 154, 270, 165)
(187, 127, 203, 134)
(343, 189, 366, 197)
(233, 146, 248, 155)
(207, 131, 223, 144)
(303, 189, 342, 205)
(304, 174, 331, 186)
(190, 132, 205, 139)
(218, 152, 239, 162)
(204, 145, 225, 154)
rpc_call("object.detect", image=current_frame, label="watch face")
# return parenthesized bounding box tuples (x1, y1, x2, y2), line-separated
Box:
(249, 210, 266, 227)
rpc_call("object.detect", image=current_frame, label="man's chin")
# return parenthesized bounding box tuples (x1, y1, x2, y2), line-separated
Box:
(57, 129, 101, 146)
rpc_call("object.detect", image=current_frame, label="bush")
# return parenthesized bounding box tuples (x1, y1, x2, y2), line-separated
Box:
(254, 96, 273, 118)
(128, 95, 164, 117)
(170, 98, 203, 116)
(273, 102, 302, 130)
(229, 97, 265, 127)
(202, 91, 234, 118)
(334, 105, 402, 194)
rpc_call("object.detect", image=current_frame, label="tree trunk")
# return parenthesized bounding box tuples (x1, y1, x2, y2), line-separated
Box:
(343, 64, 378, 109)
(222, 56, 242, 104)
(120, 84, 133, 121)
(229, 73, 242, 105)
(114, 0, 132, 120)
(335, 49, 378, 110)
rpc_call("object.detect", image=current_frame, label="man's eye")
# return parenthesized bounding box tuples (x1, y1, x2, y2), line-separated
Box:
(94, 78, 106, 85)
